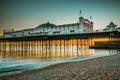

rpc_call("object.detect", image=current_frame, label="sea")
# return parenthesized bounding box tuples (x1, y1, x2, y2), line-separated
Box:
(0, 45, 119, 76)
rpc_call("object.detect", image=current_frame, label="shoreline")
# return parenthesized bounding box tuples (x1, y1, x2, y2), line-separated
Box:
(0, 51, 120, 80)
(0, 49, 112, 76)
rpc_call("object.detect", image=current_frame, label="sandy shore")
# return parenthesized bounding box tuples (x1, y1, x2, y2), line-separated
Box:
(0, 50, 120, 80)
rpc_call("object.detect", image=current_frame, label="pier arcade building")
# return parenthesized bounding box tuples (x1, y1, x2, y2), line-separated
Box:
(2, 16, 93, 38)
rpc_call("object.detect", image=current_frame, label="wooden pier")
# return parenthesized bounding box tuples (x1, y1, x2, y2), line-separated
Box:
(0, 30, 119, 59)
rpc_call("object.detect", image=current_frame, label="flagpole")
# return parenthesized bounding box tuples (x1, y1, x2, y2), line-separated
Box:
(90, 16, 92, 22)
(79, 10, 81, 17)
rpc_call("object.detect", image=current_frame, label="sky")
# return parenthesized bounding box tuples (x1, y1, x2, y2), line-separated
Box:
(0, 0, 120, 35)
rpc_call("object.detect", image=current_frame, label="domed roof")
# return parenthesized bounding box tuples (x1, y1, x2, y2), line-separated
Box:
(36, 22, 57, 28)
(79, 16, 84, 19)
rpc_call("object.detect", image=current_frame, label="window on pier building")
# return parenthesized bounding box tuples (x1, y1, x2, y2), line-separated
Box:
(84, 30, 86, 32)
(53, 31, 60, 35)
(45, 32, 49, 35)
(12, 34, 16, 37)
(43, 29, 45, 31)
(39, 32, 42, 34)
(70, 30, 74, 33)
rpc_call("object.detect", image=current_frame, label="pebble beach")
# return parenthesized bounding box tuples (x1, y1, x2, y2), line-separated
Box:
(0, 50, 120, 80)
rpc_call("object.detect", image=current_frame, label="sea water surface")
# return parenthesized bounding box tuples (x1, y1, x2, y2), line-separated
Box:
(0, 45, 118, 76)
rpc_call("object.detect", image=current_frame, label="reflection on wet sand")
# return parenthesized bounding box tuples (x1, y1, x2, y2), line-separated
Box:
(0, 45, 94, 60)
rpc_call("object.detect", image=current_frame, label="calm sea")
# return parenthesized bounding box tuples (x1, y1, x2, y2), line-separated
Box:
(0, 45, 118, 76)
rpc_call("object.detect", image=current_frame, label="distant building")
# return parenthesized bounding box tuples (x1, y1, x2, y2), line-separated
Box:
(2, 15, 93, 38)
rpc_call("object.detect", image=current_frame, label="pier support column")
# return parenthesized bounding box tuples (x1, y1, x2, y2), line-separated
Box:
(0, 41, 3, 51)
(45, 40, 47, 58)
(64, 39, 65, 57)
(60, 39, 62, 57)
(77, 39, 78, 56)
(0, 41, 1, 50)
(48, 40, 50, 58)
(42, 40, 43, 59)
(55, 40, 57, 58)
(0, 41, 1, 51)
(4, 41, 6, 52)
(72, 39, 73, 56)
(3, 41, 6, 58)
(40, 40, 42, 58)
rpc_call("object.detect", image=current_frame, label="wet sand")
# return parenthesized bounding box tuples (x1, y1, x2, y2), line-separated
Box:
(0, 51, 120, 80)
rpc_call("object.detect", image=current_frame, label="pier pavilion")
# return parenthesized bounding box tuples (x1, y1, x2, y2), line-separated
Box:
(0, 15, 120, 52)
